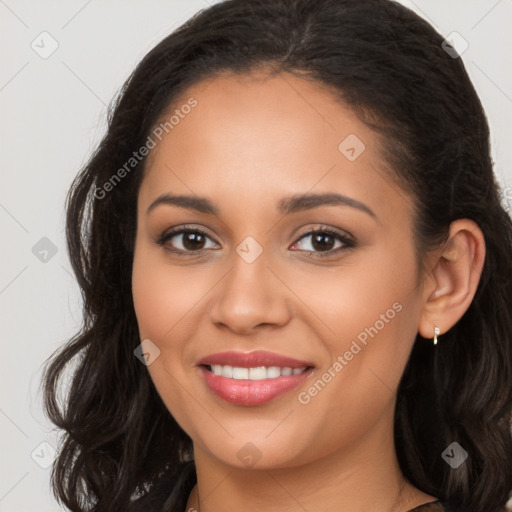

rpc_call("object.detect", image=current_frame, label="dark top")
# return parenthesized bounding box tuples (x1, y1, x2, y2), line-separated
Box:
(409, 501, 452, 511)
(128, 461, 454, 511)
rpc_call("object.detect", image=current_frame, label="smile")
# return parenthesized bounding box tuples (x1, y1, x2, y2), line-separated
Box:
(206, 364, 308, 379)
(197, 350, 315, 406)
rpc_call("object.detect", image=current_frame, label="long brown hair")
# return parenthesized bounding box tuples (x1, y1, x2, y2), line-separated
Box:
(42, 1, 512, 510)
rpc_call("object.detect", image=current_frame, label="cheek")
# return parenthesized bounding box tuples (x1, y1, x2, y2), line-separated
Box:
(289, 245, 418, 345)
(306, 242, 421, 393)
(132, 241, 203, 340)
(132, 247, 170, 340)
(131, 243, 202, 430)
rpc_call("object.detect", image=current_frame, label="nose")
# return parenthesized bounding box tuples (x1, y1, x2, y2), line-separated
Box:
(208, 251, 291, 334)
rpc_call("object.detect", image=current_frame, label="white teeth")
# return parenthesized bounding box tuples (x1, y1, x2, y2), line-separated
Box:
(267, 366, 281, 378)
(208, 365, 307, 380)
(232, 367, 249, 379)
(221, 365, 233, 378)
(249, 366, 267, 380)
(212, 364, 223, 376)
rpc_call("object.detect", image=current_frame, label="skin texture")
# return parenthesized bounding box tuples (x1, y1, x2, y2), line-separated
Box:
(131, 70, 485, 512)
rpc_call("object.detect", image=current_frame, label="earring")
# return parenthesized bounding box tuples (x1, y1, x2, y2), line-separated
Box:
(433, 325, 440, 346)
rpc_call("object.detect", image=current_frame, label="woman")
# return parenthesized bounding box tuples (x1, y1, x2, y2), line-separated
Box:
(42, 0, 512, 511)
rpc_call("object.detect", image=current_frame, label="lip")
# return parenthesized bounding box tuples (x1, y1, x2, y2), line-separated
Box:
(199, 366, 314, 406)
(197, 350, 314, 369)
(197, 350, 315, 406)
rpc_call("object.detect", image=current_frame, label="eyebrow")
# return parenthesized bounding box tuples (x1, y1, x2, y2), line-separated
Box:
(146, 192, 376, 219)
(278, 192, 376, 219)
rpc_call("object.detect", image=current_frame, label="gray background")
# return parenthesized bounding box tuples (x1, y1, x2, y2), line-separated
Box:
(1, 0, 511, 510)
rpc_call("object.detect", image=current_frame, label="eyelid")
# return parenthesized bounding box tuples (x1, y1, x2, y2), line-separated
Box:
(289, 226, 355, 256)
(155, 225, 219, 250)
(156, 224, 213, 242)
(293, 224, 354, 244)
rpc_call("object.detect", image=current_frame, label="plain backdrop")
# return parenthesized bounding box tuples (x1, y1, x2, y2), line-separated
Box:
(1, 1, 511, 510)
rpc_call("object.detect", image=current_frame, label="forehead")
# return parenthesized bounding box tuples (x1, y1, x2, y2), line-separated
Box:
(139, 71, 411, 224)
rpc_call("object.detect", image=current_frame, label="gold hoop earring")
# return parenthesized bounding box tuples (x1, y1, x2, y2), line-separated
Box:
(433, 325, 440, 346)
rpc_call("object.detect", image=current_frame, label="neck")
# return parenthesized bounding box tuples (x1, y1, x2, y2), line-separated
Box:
(184, 413, 436, 512)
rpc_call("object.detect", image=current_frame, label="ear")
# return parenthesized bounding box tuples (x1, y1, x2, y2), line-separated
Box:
(418, 219, 486, 341)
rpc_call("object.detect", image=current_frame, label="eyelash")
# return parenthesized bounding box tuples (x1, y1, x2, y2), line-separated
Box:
(155, 225, 355, 259)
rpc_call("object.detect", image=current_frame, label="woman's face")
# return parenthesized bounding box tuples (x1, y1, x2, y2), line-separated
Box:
(132, 70, 427, 470)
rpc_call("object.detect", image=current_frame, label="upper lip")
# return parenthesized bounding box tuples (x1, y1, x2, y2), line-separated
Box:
(198, 350, 314, 369)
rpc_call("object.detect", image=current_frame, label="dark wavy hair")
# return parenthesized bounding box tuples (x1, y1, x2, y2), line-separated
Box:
(41, 0, 512, 511)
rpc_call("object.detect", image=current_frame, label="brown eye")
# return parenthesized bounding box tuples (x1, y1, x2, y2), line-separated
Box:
(181, 231, 207, 250)
(291, 228, 354, 257)
(156, 227, 219, 255)
(311, 232, 336, 251)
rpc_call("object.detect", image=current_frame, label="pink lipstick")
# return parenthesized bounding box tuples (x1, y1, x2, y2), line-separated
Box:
(197, 350, 315, 406)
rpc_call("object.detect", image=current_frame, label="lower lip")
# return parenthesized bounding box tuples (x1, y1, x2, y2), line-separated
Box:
(199, 366, 314, 406)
